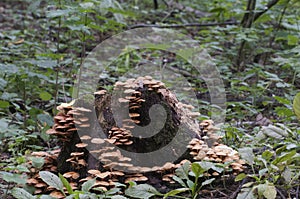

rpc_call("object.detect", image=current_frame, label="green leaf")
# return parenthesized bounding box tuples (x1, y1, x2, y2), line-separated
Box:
(106, 188, 123, 195)
(1, 172, 27, 185)
(235, 173, 247, 182)
(39, 171, 64, 192)
(163, 188, 189, 198)
(236, 188, 257, 199)
(37, 113, 54, 126)
(125, 184, 162, 199)
(111, 196, 128, 199)
(172, 175, 187, 188)
(272, 150, 296, 165)
(40, 195, 57, 199)
(11, 188, 36, 199)
(239, 147, 254, 165)
(175, 161, 190, 180)
(274, 96, 290, 105)
(0, 78, 7, 90)
(293, 92, 300, 120)
(186, 179, 194, 190)
(191, 162, 205, 178)
(0, 118, 8, 129)
(262, 124, 289, 138)
(79, 2, 94, 9)
(199, 161, 223, 173)
(287, 34, 299, 45)
(263, 183, 277, 199)
(39, 91, 52, 101)
(59, 173, 73, 194)
(201, 178, 215, 186)
(46, 9, 72, 18)
(259, 168, 269, 177)
(282, 167, 292, 182)
(30, 157, 45, 169)
(262, 150, 274, 161)
(256, 183, 266, 197)
(0, 100, 9, 108)
(16, 165, 30, 173)
(82, 178, 96, 192)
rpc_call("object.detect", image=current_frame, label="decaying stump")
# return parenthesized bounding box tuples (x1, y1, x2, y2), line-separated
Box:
(34, 76, 246, 195)
(49, 76, 201, 172)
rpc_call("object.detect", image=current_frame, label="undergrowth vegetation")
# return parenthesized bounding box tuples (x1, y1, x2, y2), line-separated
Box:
(0, 0, 299, 198)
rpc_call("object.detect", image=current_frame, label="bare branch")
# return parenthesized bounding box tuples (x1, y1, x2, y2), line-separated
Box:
(253, 0, 280, 22)
(128, 21, 238, 30)
(241, 0, 256, 28)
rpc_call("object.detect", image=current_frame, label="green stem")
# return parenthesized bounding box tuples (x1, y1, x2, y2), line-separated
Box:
(75, 12, 87, 98)
(54, 0, 62, 112)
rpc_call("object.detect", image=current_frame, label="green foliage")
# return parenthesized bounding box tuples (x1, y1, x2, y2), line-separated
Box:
(292, 92, 300, 120)
(10, 171, 127, 199)
(125, 183, 163, 199)
(39, 171, 65, 194)
(125, 161, 219, 199)
(11, 188, 36, 199)
(1, 0, 300, 198)
(236, 145, 300, 199)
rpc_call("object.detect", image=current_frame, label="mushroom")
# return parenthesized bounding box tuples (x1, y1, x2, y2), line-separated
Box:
(162, 174, 176, 184)
(75, 143, 88, 148)
(125, 174, 148, 183)
(63, 171, 80, 180)
(50, 191, 65, 199)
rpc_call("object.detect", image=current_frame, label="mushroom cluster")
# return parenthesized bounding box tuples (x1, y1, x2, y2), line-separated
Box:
(115, 76, 163, 126)
(46, 101, 92, 142)
(66, 151, 87, 170)
(187, 120, 246, 174)
(83, 169, 124, 192)
(107, 127, 133, 146)
(26, 149, 60, 195)
(199, 119, 221, 141)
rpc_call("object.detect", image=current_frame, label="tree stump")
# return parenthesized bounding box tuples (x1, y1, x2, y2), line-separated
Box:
(49, 76, 202, 175)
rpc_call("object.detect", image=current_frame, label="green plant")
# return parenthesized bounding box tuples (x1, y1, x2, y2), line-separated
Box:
(125, 161, 222, 199)
(236, 146, 300, 199)
(11, 171, 127, 199)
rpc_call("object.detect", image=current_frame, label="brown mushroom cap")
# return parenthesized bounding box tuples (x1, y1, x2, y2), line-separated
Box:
(125, 175, 148, 183)
(50, 191, 65, 199)
(95, 180, 110, 187)
(76, 143, 88, 148)
(70, 152, 84, 157)
(27, 178, 39, 184)
(94, 90, 107, 95)
(88, 169, 101, 175)
(80, 135, 92, 140)
(95, 171, 111, 179)
(129, 113, 140, 118)
(63, 172, 80, 179)
(91, 138, 105, 144)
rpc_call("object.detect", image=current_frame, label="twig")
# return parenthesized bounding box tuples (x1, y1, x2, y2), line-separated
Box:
(253, 0, 280, 23)
(215, 189, 229, 197)
(128, 21, 238, 29)
(241, 0, 256, 28)
(236, 0, 256, 71)
(263, 0, 290, 65)
(276, 187, 287, 199)
(228, 178, 247, 199)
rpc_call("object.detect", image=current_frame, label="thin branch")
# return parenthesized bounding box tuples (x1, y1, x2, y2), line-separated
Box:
(241, 0, 256, 28)
(253, 0, 280, 22)
(128, 21, 239, 29)
(276, 187, 287, 199)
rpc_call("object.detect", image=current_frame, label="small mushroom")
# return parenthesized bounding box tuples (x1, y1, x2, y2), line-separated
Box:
(63, 172, 80, 180)
(75, 143, 88, 148)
